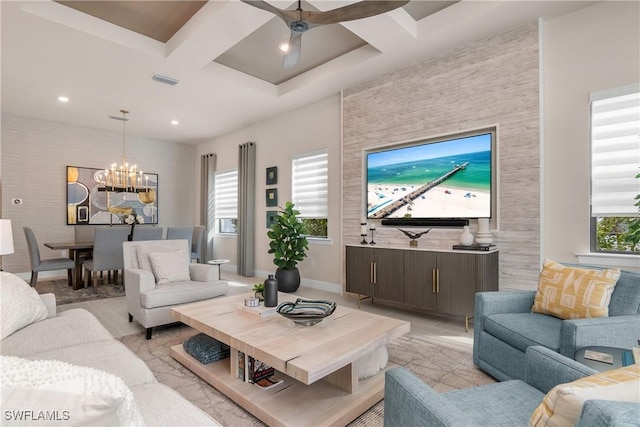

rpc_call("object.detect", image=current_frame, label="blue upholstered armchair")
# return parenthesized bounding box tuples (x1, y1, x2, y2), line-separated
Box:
(473, 268, 640, 382)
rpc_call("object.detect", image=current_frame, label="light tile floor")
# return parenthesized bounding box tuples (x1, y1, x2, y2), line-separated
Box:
(59, 271, 475, 350)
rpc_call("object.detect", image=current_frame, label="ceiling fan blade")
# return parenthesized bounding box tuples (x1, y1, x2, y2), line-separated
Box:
(303, 0, 410, 26)
(283, 31, 303, 69)
(240, 0, 298, 25)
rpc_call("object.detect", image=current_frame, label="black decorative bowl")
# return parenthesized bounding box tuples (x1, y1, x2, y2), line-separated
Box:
(276, 298, 337, 326)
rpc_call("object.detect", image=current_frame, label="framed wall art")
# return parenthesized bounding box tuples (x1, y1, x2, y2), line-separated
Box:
(66, 165, 159, 225)
(266, 188, 278, 207)
(266, 210, 278, 228)
(266, 166, 277, 185)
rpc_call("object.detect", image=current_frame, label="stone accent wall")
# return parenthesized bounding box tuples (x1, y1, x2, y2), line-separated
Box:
(342, 22, 540, 291)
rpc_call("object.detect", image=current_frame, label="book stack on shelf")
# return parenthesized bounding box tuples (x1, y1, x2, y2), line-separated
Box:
(237, 351, 283, 390)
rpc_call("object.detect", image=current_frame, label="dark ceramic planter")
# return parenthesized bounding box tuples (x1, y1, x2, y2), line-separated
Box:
(275, 267, 300, 293)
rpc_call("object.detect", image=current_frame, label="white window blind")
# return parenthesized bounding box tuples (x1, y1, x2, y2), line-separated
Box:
(214, 170, 238, 219)
(590, 84, 640, 217)
(292, 150, 328, 218)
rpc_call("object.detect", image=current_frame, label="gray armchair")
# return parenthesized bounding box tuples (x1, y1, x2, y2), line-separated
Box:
(473, 268, 640, 382)
(123, 239, 228, 339)
(384, 346, 640, 427)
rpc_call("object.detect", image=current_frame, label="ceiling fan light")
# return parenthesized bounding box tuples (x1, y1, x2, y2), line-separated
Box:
(279, 43, 290, 52)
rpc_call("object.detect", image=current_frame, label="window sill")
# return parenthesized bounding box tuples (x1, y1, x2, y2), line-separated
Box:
(214, 233, 237, 239)
(307, 237, 332, 246)
(575, 252, 639, 270)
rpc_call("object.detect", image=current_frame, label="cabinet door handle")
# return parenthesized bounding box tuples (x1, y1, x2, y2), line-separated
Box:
(373, 262, 378, 285)
(436, 269, 440, 293)
(432, 269, 436, 293)
(370, 262, 373, 284)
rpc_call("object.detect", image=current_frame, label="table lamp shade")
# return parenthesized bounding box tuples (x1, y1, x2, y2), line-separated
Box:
(0, 220, 15, 255)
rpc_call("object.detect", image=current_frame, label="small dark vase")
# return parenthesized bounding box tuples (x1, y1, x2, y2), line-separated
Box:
(275, 267, 300, 293)
(127, 223, 135, 241)
(264, 274, 278, 307)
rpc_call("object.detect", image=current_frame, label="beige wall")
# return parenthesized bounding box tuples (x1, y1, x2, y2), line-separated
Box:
(1, 114, 196, 276)
(195, 95, 342, 291)
(543, 1, 640, 266)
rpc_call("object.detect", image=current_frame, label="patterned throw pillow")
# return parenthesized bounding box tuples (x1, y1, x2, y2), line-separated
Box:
(0, 272, 48, 340)
(148, 249, 190, 285)
(530, 364, 640, 426)
(531, 259, 620, 320)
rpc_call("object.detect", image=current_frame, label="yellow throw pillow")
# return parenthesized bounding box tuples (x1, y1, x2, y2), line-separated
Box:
(531, 259, 620, 320)
(530, 364, 640, 427)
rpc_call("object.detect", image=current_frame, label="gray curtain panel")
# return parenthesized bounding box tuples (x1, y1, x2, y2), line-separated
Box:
(237, 142, 256, 276)
(200, 153, 216, 263)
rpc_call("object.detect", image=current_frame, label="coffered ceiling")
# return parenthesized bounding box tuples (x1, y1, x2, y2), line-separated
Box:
(1, 1, 596, 144)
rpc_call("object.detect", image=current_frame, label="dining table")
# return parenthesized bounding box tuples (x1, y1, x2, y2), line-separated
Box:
(43, 242, 93, 290)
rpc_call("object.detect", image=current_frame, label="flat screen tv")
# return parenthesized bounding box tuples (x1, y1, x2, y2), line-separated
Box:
(366, 130, 494, 221)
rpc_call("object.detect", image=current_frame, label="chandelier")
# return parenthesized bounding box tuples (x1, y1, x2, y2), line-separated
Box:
(100, 109, 146, 193)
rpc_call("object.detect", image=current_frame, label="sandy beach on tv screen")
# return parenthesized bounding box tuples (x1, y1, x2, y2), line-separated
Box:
(368, 184, 490, 218)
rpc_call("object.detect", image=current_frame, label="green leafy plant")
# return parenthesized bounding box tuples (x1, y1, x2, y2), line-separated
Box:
(267, 201, 309, 269)
(253, 283, 264, 293)
(624, 171, 640, 249)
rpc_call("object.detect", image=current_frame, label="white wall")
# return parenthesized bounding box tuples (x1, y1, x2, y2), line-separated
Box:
(195, 95, 342, 291)
(1, 114, 196, 275)
(543, 1, 640, 268)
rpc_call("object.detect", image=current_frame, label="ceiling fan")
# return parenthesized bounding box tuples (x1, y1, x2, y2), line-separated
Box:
(241, 0, 410, 68)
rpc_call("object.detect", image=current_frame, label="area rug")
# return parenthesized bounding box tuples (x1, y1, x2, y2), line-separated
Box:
(119, 325, 495, 426)
(35, 278, 125, 305)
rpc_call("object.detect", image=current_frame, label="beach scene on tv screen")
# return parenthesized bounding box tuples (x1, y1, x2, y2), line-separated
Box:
(367, 133, 491, 219)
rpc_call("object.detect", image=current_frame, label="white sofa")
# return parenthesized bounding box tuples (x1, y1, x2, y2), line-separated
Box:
(123, 240, 229, 339)
(0, 272, 219, 426)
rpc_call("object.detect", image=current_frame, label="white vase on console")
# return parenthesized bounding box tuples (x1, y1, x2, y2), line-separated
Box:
(475, 218, 493, 246)
(459, 226, 474, 246)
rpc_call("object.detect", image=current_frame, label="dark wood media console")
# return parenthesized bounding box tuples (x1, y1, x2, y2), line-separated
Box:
(346, 245, 499, 330)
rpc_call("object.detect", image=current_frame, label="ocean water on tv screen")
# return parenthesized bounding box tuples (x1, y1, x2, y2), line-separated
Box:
(368, 150, 491, 192)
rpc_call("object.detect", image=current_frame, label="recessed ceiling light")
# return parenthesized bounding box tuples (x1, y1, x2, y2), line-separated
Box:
(278, 43, 289, 52)
(171, 120, 179, 126)
(58, 96, 69, 103)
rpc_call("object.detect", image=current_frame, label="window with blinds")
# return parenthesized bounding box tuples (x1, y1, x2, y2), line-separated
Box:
(590, 84, 640, 253)
(214, 170, 238, 234)
(292, 150, 328, 238)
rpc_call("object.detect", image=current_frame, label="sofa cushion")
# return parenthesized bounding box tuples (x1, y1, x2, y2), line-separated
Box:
(609, 270, 640, 316)
(0, 272, 48, 340)
(130, 382, 220, 426)
(532, 259, 620, 320)
(531, 364, 640, 427)
(485, 313, 562, 353)
(140, 281, 228, 309)
(0, 309, 113, 357)
(24, 340, 156, 387)
(0, 355, 145, 426)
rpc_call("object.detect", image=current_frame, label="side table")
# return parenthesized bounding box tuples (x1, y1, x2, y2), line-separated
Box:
(207, 259, 230, 280)
(575, 346, 632, 372)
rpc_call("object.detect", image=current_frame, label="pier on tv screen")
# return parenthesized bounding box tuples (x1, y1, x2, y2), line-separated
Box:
(366, 132, 492, 220)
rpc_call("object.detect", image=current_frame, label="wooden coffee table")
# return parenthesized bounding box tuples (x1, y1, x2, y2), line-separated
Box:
(170, 292, 410, 426)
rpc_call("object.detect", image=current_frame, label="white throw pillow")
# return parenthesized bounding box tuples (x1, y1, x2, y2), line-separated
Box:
(0, 272, 48, 340)
(148, 250, 190, 285)
(0, 355, 145, 426)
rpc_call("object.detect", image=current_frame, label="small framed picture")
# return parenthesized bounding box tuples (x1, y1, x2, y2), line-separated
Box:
(266, 211, 278, 228)
(266, 188, 278, 207)
(266, 166, 277, 185)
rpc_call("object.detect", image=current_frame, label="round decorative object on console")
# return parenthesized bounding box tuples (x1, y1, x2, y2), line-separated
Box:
(475, 218, 493, 246)
(460, 225, 474, 246)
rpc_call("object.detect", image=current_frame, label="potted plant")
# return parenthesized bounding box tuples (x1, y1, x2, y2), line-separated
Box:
(267, 201, 309, 292)
(253, 283, 264, 301)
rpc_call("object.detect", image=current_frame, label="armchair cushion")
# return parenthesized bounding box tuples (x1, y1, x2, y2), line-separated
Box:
(484, 313, 562, 353)
(532, 259, 620, 320)
(140, 282, 226, 309)
(531, 364, 640, 427)
(148, 249, 190, 285)
(1, 273, 48, 339)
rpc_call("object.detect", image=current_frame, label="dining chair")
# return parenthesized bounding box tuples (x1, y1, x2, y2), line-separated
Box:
(23, 227, 75, 287)
(83, 227, 129, 288)
(132, 227, 163, 241)
(191, 226, 205, 263)
(166, 227, 193, 256)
